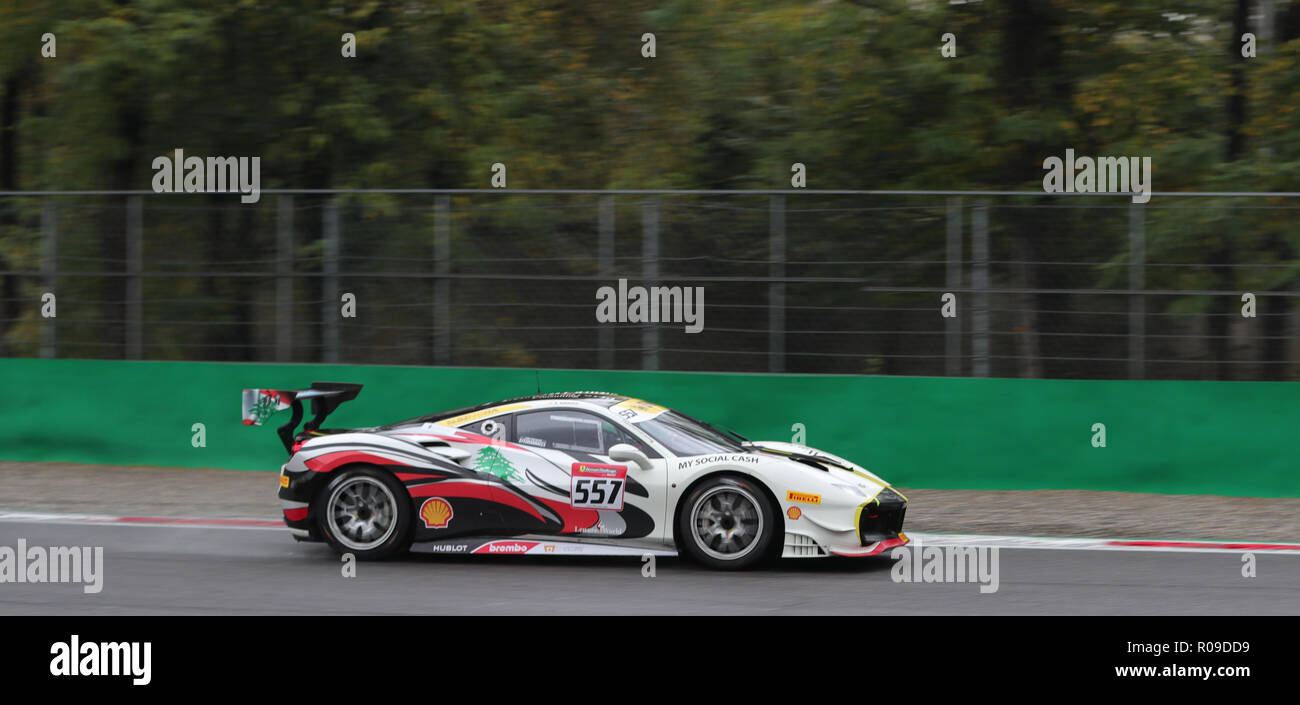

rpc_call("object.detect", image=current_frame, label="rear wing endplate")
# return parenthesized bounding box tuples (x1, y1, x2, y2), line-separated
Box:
(242, 382, 363, 452)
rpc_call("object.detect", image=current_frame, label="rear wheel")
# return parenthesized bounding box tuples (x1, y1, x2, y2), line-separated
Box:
(678, 476, 777, 570)
(315, 467, 413, 560)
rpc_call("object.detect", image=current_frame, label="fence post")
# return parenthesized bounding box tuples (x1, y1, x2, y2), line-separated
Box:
(276, 196, 293, 362)
(41, 201, 57, 359)
(971, 200, 989, 377)
(322, 198, 340, 364)
(598, 195, 615, 369)
(433, 195, 451, 365)
(1129, 202, 1146, 379)
(1260, 0, 1276, 56)
(642, 197, 660, 371)
(125, 195, 143, 360)
(946, 197, 963, 376)
(769, 196, 786, 373)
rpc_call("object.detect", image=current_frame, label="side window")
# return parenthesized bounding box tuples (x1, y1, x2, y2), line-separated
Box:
(597, 418, 657, 457)
(510, 410, 654, 456)
(514, 410, 608, 453)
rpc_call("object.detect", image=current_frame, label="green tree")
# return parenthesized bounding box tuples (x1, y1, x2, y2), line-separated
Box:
(473, 445, 519, 482)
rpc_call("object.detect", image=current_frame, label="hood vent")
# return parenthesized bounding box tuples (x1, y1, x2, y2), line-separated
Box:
(751, 445, 843, 472)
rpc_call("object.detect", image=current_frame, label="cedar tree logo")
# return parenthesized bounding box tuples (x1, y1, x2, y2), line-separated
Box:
(419, 498, 454, 528)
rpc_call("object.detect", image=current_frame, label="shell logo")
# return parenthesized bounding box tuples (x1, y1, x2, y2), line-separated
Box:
(419, 497, 454, 528)
(787, 506, 802, 520)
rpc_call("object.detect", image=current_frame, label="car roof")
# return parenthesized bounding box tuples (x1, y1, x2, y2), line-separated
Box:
(380, 391, 629, 428)
(492, 391, 628, 407)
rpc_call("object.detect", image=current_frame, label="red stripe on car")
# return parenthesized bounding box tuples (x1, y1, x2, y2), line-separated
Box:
(394, 472, 445, 481)
(538, 497, 600, 534)
(305, 451, 409, 473)
(831, 535, 909, 557)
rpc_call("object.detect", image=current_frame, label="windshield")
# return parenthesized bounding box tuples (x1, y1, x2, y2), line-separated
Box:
(633, 410, 746, 456)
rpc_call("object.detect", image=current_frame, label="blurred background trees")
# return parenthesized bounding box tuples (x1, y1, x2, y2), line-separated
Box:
(0, 0, 1297, 379)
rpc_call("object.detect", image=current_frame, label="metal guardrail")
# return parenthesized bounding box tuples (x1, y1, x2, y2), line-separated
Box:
(0, 190, 1296, 380)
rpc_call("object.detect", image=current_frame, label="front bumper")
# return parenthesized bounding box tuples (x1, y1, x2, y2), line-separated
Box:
(856, 487, 907, 545)
(829, 487, 908, 557)
(783, 486, 909, 558)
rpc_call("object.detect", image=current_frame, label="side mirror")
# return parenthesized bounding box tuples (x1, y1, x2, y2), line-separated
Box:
(608, 443, 653, 471)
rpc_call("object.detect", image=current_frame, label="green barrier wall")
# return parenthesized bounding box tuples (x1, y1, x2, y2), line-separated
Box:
(1, 358, 1296, 497)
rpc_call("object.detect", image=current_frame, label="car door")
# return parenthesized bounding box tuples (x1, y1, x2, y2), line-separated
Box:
(507, 408, 669, 547)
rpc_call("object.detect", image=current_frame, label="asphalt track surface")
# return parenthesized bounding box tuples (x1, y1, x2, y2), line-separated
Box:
(2, 520, 1297, 615)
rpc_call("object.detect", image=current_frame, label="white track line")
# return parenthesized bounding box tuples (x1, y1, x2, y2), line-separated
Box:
(0, 512, 1296, 554)
(911, 532, 1300, 555)
(0, 511, 285, 531)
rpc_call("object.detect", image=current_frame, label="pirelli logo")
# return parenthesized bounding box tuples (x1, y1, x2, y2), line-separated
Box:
(787, 491, 821, 505)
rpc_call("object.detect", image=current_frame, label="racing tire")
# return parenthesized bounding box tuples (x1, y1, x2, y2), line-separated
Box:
(678, 475, 778, 570)
(314, 466, 414, 560)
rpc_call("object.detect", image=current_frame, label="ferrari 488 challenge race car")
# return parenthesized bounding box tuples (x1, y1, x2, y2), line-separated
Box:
(243, 383, 909, 569)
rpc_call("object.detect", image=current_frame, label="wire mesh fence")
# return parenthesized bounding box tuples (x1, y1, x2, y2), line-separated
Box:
(0, 190, 1296, 380)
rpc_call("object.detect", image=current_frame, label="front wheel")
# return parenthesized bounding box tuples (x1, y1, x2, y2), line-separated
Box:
(678, 476, 778, 570)
(315, 467, 413, 560)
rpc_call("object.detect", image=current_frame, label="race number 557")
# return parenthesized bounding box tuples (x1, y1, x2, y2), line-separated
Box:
(570, 463, 628, 511)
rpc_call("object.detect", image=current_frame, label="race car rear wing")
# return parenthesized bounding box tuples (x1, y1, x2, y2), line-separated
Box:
(242, 382, 363, 452)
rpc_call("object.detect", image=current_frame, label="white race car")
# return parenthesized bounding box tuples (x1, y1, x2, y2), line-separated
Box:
(246, 385, 909, 570)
